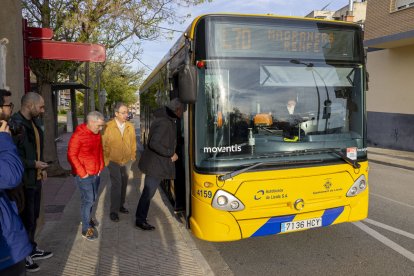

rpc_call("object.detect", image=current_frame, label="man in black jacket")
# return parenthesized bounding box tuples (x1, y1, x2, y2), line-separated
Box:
(11, 92, 53, 272)
(135, 98, 184, 231)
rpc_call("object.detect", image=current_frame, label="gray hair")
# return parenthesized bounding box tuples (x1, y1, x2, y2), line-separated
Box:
(166, 98, 183, 112)
(86, 111, 104, 123)
(21, 92, 42, 107)
(114, 102, 127, 113)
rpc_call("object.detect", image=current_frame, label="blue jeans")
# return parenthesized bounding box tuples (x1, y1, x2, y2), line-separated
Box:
(75, 175, 100, 232)
(135, 175, 161, 224)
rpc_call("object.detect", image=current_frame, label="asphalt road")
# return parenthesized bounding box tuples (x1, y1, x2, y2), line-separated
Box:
(193, 162, 414, 275)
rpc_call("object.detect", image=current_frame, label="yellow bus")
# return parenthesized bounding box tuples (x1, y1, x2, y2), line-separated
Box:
(139, 14, 369, 241)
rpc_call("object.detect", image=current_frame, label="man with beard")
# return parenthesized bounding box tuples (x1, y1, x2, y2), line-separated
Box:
(11, 92, 53, 272)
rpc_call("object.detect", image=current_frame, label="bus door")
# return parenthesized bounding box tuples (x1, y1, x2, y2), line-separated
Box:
(169, 76, 187, 213)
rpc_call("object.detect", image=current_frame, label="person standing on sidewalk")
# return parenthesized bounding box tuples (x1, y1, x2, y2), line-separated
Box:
(67, 111, 105, 241)
(11, 92, 53, 272)
(102, 103, 136, 222)
(0, 89, 33, 275)
(135, 98, 184, 231)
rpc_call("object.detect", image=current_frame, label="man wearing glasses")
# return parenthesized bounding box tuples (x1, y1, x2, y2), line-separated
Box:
(102, 103, 136, 222)
(0, 88, 32, 275)
(67, 111, 105, 241)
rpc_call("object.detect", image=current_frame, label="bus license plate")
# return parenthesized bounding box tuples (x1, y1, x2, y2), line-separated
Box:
(281, 218, 322, 233)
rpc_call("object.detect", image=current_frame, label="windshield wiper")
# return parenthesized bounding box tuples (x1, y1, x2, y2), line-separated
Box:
(327, 148, 361, 169)
(294, 148, 360, 169)
(218, 158, 322, 181)
(217, 148, 360, 181)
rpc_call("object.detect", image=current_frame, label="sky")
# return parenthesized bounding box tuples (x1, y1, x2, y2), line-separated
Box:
(138, 0, 351, 76)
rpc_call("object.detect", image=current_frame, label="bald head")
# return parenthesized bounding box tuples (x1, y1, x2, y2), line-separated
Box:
(21, 92, 42, 107)
(20, 92, 45, 120)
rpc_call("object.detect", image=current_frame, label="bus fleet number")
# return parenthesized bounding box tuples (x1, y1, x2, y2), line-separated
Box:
(197, 190, 212, 198)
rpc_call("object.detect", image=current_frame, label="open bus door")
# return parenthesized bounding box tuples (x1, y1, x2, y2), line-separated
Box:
(159, 73, 189, 225)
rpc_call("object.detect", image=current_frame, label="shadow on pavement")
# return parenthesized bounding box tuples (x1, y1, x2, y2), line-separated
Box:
(36, 124, 204, 275)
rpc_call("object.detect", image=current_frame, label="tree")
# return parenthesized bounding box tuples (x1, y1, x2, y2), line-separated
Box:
(101, 60, 142, 113)
(22, 0, 211, 175)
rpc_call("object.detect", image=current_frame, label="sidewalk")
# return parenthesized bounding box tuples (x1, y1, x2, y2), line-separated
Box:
(37, 132, 213, 276)
(368, 147, 414, 170)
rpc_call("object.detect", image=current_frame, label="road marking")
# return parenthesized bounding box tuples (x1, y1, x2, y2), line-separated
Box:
(353, 221, 414, 262)
(371, 192, 414, 209)
(363, 218, 414, 240)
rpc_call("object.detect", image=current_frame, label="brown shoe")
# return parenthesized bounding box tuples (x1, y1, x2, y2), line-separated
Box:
(82, 227, 97, 241)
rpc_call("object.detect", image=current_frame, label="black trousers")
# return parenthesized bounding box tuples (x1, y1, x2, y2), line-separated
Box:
(108, 161, 132, 214)
(135, 175, 161, 223)
(21, 182, 42, 251)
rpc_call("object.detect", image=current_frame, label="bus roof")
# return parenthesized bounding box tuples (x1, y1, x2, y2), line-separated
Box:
(140, 13, 360, 92)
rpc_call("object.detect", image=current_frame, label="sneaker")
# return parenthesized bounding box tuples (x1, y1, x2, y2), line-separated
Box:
(30, 247, 53, 260)
(89, 218, 99, 228)
(26, 256, 40, 273)
(82, 227, 97, 241)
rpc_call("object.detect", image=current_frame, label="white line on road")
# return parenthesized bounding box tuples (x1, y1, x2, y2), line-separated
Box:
(371, 192, 414, 209)
(363, 218, 414, 240)
(353, 221, 414, 262)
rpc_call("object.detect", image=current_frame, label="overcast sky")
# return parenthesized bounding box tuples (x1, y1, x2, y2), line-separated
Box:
(138, 0, 351, 75)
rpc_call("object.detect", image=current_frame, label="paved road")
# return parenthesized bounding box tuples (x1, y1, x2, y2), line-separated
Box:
(191, 162, 414, 275)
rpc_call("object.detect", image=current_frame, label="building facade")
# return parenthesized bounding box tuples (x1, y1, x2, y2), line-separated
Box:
(364, 0, 414, 151)
(0, 0, 24, 108)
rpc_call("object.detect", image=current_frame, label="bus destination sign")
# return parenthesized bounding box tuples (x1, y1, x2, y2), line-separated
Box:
(213, 22, 356, 61)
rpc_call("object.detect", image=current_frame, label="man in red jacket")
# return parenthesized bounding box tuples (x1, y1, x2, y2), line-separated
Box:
(67, 111, 105, 241)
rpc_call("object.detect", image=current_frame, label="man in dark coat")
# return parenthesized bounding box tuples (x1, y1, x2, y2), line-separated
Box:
(135, 98, 184, 230)
(11, 92, 53, 272)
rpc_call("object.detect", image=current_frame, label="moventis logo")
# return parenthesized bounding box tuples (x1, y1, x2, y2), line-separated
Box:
(203, 144, 242, 153)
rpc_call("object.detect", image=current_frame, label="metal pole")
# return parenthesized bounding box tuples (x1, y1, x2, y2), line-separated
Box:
(89, 63, 95, 111)
(84, 62, 89, 121)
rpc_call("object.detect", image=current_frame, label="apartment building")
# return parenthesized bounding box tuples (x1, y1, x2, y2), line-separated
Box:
(364, 0, 414, 151)
(305, 1, 367, 24)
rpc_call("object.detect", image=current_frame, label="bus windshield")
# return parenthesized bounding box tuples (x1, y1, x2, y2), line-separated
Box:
(194, 60, 366, 170)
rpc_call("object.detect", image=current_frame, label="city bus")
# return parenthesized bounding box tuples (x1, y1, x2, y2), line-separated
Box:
(139, 14, 369, 242)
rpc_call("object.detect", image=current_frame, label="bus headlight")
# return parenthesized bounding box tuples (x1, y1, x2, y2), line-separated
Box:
(212, 190, 245, 211)
(346, 175, 367, 197)
(230, 201, 240, 210)
(217, 196, 228, 206)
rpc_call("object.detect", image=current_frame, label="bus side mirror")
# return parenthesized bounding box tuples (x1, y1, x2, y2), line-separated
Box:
(178, 65, 197, 103)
